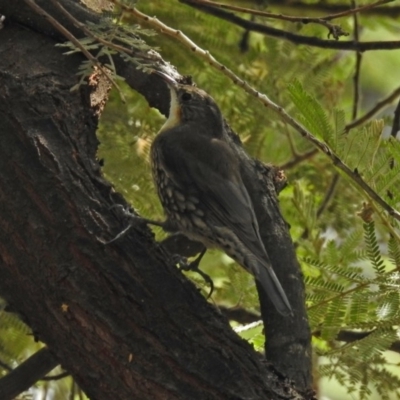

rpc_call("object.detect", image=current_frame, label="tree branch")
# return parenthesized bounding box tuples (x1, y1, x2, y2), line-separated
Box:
(346, 85, 400, 131)
(187, 0, 391, 21)
(316, 173, 340, 218)
(0, 348, 58, 400)
(180, 0, 400, 51)
(267, 0, 400, 18)
(280, 149, 318, 170)
(351, 0, 362, 120)
(390, 97, 400, 138)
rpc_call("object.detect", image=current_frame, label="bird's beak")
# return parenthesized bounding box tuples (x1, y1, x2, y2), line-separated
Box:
(153, 70, 178, 87)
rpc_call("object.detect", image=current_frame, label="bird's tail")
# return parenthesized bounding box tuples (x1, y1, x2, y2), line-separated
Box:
(252, 258, 292, 316)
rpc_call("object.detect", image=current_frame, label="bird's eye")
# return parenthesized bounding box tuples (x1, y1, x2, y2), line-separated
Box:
(181, 93, 192, 102)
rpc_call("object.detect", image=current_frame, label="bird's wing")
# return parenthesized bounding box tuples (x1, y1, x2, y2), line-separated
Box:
(158, 127, 292, 315)
(160, 127, 291, 315)
(158, 127, 267, 262)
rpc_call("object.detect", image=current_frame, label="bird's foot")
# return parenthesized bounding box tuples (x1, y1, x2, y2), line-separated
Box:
(173, 249, 214, 298)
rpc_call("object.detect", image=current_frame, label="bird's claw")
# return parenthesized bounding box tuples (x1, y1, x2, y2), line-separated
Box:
(173, 254, 214, 299)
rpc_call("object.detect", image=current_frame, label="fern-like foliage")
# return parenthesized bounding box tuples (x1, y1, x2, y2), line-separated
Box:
(0, 300, 32, 370)
(364, 221, 386, 274)
(56, 15, 157, 92)
(301, 215, 400, 398)
(288, 79, 335, 145)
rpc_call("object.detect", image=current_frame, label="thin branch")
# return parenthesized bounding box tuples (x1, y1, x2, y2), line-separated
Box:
(352, 0, 362, 120)
(312, 0, 392, 21)
(219, 306, 260, 324)
(316, 173, 340, 218)
(183, 0, 346, 40)
(0, 347, 58, 400)
(352, 52, 362, 119)
(23, 0, 122, 93)
(221, 305, 400, 356)
(184, 0, 391, 40)
(0, 352, 66, 382)
(346, 85, 400, 131)
(268, 1, 400, 18)
(120, 3, 400, 221)
(390, 98, 400, 138)
(221, 307, 400, 355)
(49, 0, 138, 58)
(280, 149, 318, 170)
(180, 0, 400, 52)
(185, 0, 391, 21)
(297, 172, 340, 241)
(280, 127, 318, 169)
(315, 329, 400, 355)
(388, 97, 400, 181)
(285, 127, 298, 157)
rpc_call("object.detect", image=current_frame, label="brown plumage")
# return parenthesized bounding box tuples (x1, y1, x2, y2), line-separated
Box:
(151, 73, 292, 316)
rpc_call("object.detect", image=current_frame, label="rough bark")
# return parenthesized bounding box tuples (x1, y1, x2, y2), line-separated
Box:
(0, 0, 312, 398)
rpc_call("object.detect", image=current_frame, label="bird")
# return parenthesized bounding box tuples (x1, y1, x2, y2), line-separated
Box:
(150, 71, 292, 316)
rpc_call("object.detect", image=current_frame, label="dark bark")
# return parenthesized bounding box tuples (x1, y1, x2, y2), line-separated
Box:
(0, 0, 312, 398)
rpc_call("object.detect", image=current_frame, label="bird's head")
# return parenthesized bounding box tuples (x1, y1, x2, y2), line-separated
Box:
(155, 71, 224, 136)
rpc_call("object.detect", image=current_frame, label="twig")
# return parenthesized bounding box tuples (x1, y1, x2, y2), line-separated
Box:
(280, 149, 318, 170)
(183, 0, 392, 41)
(179, 0, 400, 52)
(352, 52, 362, 120)
(316, 173, 340, 218)
(285, 127, 298, 157)
(184, 0, 391, 22)
(268, 1, 400, 18)
(314, 327, 400, 355)
(49, 0, 137, 59)
(352, 1, 362, 120)
(182, 0, 357, 40)
(308, 278, 369, 311)
(24, 0, 122, 93)
(390, 98, 400, 138)
(218, 306, 260, 324)
(346, 85, 400, 131)
(337, 330, 400, 355)
(388, 97, 400, 180)
(119, 3, 400, 221)
(314, 0, 392, 20)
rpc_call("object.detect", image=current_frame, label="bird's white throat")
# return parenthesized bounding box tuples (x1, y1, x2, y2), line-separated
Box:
(159, 87, 181, 133)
